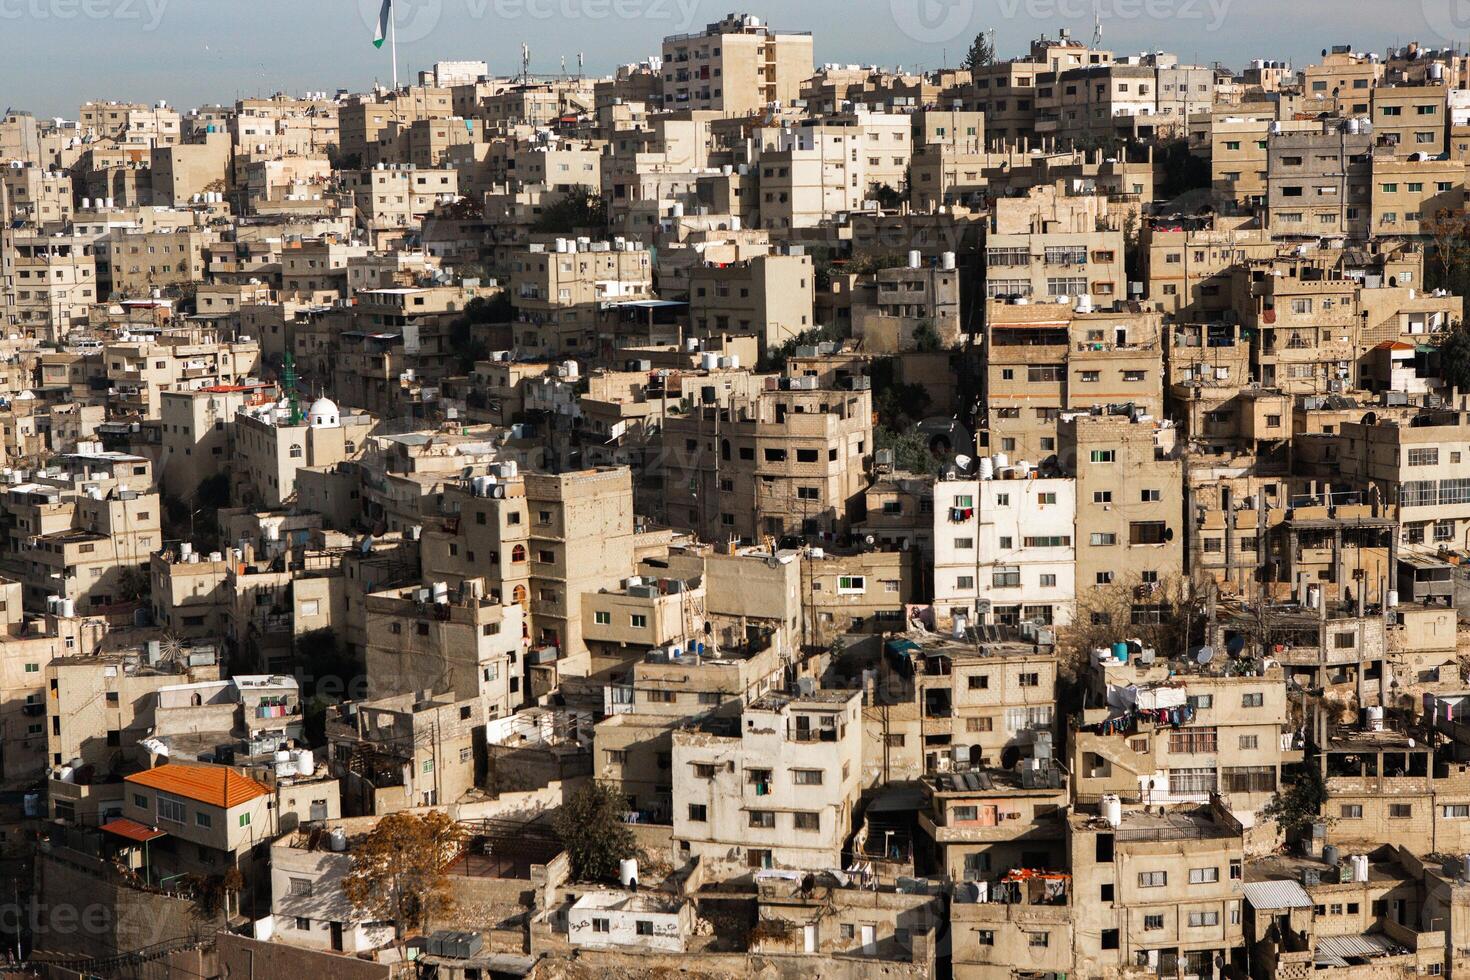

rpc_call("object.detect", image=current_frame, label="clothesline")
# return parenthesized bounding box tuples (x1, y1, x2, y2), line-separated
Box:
(1086, 703, 1197, 735)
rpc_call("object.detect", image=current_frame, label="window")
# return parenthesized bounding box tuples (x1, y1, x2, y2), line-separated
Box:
(1019, 672, 1040, 687)
(1037, 492, 1056, 506)
(1024, 536, 1070, 548)
(1029, 932, 1049, 948)
(288, 877, 312, 896)
(591, 918, 610, 933)
(630, 614, 647, 629)
(1093, 491, 1112, 504)
(793, 811, 820, 831)
(1188, 911, 1220, 927)
(1140, 489, 1161, 502)
(594, 611, 611, 625)
(1169, 767, 1217, 795)
(1238, 735, 1258, 750)
(1189, 867, 1219, 884)
(1138, 871, 1167, 888)
(1144, 914, 1164, 930)
(196, 812, 213, 828)
(1130, 522, 1168, 544)
(688, 804, 707, 821)
(1090, 450, 1116, 463)
(976, 930, 994, 946)
(748, 810, 776, 829)
(992, 566, 1020, 588)
(1341, 804, 1364, 819)
(1408, 447, 1439, 466)
(157, 796, 185, 823)
(1242, 692, 1264, 708)
(837, 576, 866, 594)
(1169, 728, 1218, 753)
(792, 769, 824, 785)
(1090, 533, 1117, 546)
(1443, 804, 1470, 818)
(1389, 804, 1413, 818)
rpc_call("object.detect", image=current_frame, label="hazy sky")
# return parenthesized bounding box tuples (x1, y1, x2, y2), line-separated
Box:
(0, 0, 1462, 118)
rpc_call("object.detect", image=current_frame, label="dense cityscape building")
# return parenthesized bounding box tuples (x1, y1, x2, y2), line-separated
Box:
(8, 10, 1470, 980)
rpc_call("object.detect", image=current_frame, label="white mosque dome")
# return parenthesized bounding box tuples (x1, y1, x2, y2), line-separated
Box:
(307, 396, 341, 428)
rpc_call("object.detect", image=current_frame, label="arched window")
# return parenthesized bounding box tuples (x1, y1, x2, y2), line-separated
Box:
(289, 444, 303, 459)
(511, 544, 526, 563)
(512, 584, 527, 605)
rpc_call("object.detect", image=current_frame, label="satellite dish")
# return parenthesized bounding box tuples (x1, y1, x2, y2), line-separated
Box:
(864, 535, 876, 546)
(1195, 646, 1215, 665)
(796, 676, 817, 696)
(954, 454, 973, 473)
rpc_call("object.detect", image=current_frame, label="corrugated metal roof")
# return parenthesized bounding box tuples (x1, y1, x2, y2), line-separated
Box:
(1240, 878, 1314, 910)
(1315, 934, 1397, 961)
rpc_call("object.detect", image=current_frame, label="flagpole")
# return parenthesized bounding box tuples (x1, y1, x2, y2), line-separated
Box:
(390, 0, 399, 91)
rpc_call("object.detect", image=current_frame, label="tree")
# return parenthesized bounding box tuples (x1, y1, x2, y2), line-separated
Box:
(963, 31, 995, 72)
(1260, 763, 1328, 838)
(1438, 320, 1470, 394)
(554, 782, 636, 883)
(531, 186, 607, 234)
(1060, 574, 1200, 681)
(343, 811, 465, 958)
(1426, 208, 1470, 294)
(877, 426, 942, 476)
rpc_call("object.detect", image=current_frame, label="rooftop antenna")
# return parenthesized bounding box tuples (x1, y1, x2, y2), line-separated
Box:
(521, 43, 531, 85)
(1092, 0, 1103, 48)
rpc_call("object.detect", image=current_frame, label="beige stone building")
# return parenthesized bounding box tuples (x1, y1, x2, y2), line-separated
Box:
(660, 14, 813, 115)
(509, 239, 653, 357)
(672, 688, 863, 872)
(233, 397, 372, 509)
(328, 691, 482, 814)
(687, 252, 813, 354)
(659, 373, 872, 544)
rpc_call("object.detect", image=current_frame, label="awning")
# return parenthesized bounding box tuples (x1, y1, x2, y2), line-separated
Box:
(101, 818, 167, 844)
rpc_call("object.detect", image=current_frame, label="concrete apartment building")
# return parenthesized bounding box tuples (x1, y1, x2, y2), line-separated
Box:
(1336, 411, 1470, 554)
(159, 382, 276, 497)
(19, 486, 160, 612)
(1, 165, 74, 224)
(328, 691, 482, 813)
(671, 688, 863, 872)
(659, 375, 872, 544)
(1265, 122, 1374, 238)
(1141, 215, 1277, 319)
(881, 631, 1060, 776)
(686, 252, 813, 354)
(1061, 414, 1184, 599)
(509, 239, 653, 357)
(149, 546, 232, 641)
(233, 397, 372, 509)
(360, 580, 524, 720)
(983, 300, 1164, 461)
(594, 639, 785, 818)
(78, 100, 181, 145)
(0, 228, 98, 339)
(522, 468, 637, 673)
(959, 31, 1112, 142)
(987, 214, 1123, 307)
(1073, 656, 1294, 824)
(148, 134, 232, 206)
(1370, 152, 1464, 236)
(933, 477, 1077, 629)
(341, 166, 459, 241)
(280, 239, 372, 304)
(103, 332, 261, 418)
(1195, 114, 1318, 206)
(660, 13, 814, 115)
(850, 254, 962, 352)
(1069, 800, 1246, 978)
(105, 226, 213, 298)
(1372, 84, 1449, 155)
(749, 125, 865, 232)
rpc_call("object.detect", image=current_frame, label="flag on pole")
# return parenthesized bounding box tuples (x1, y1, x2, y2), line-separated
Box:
(373, 0, 391, 49)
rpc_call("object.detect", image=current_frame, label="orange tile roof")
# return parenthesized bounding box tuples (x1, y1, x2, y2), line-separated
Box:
(126, 763, 270, 808)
